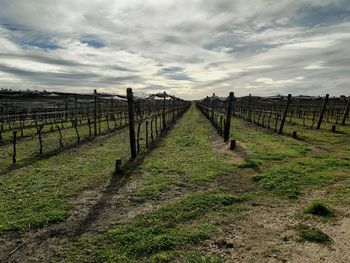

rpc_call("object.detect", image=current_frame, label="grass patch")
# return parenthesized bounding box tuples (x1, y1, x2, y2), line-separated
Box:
(0, 129, 130, 234)
(184, 254, 224, 263)
(231, 118, 309, 162)
(256, 156, 349, 198)
(55, 192, 241, 262)
(238, 160, 259, 169)
(135, 106, 238, 200)
(296, 224, 332, 243)
(304, 201, 334, 217)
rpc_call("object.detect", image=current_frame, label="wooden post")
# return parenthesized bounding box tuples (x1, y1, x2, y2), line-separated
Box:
(87, 118, 92, 137)
(211, 94, 215, 123)
(93, 90, 97, 136)
(137, 122, 141, 153)
(115, 159, 122, 174)
(98, 98, 101, 134)
(317, 94, 329, 129)
(292, 131, 297, 139)
(279, 94, 292, 134)
(145, 121, 149, 147)
(38, 125, 43, 154)
(0, 95, 3, 131)
(127, 88, 137, 158)
(342, 97, 350, 125)
(151, 119, 154, 142)
(230, 139, 236, 150)
(224, 92, 234, 142)
(12, 131, 17, 164)
(162, 91, 166, 130)
(248, 94, 252, 122)
(74, 95, 78, 124)
(65, 97, 68, 121)
(332, 125, 336, 133)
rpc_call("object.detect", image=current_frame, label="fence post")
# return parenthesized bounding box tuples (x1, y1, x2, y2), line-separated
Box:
(13, 131, 17, 163)
(342, 96, 350, 125)
(65, 96, 68, 121)
(0, 95, 3, 131)
(248, 94, 252, 121)
(224, 92, 234, 142)
(279, 94, 292, 134)
(127, 88, 137, 158)
(317, 94, 329, 129)
(162, 91, 166, 130)
(74, 95, 78, 124)
(211, 93, 215, 123)
(94, 89, 97, 136)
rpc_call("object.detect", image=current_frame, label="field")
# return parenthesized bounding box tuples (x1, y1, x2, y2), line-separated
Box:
(1, 92, 350, 262)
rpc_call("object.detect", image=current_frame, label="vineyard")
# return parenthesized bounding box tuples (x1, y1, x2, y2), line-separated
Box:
(1, 90, 350, 262)
(0, 89, 190, 172)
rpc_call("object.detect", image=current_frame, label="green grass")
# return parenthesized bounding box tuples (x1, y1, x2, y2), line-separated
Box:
(134, 106, 239, 200)
(256, 156, 349, 198)
(231, 118, 309, 163)
(231, 117, 350, 199)
(296, 224, 332, 243)
(0, 128, 130, 233)
(184, 255, 224, 263)
(303, 200, 335, 217)
(238, 160, 259, 169)
(55, 192, 240, 262)
(0, 117, 124, 172)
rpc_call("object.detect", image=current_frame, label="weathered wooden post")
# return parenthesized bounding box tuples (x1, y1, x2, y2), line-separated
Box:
(292, 131, 297, 139)
(278, 94, 292, 134)
(224, 92, 234, 142)
(127, 88, 137, 158)
(162, 91, 166, 130)
(115, 159, 122, 174)
(248, 94, 252, 122)
(342, 97, 350, 125)
(38, 124, 43, 154)
(0, 95, 3, 131)
(93, 89, 97, 136)
(230, 139, 236, 150)
(211, 94, 215, 123)
(74, 95, 78, 124)
(87, 118, 92, 137)
(317, 94, 329, 129)
(12, 131, 17, 164)
(65, 96, 68, 121)
(145, 121, 149, 147)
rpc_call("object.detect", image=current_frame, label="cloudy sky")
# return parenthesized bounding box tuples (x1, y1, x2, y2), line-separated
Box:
(0, 0, 349, 99)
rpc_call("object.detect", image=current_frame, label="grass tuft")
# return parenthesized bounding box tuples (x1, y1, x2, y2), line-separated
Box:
(296, 224, 332, 243)
(304, 201, 334, 217)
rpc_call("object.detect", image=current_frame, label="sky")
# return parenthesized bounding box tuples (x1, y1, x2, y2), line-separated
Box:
(0, 0, 349, 99)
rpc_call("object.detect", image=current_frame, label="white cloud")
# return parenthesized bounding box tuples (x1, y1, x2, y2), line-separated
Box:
(0, 0, 349, 99)
(304, 61, 330, 70)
